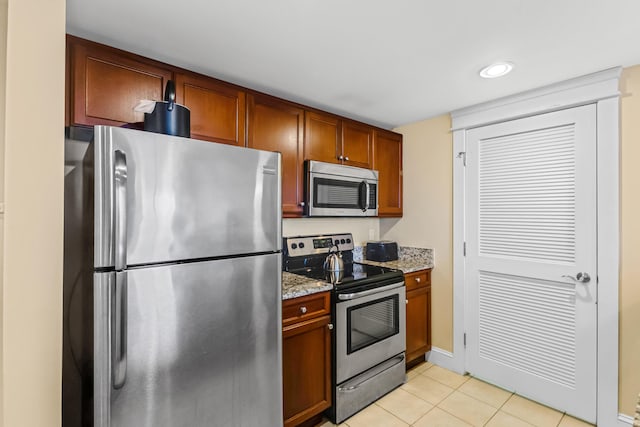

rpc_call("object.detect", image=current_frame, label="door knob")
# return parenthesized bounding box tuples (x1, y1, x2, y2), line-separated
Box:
(562, 272, 591, 283)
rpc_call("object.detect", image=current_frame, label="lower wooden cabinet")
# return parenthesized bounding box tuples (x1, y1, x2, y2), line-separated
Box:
(405, 269, 431, 366)
(282, 292, 332, 427)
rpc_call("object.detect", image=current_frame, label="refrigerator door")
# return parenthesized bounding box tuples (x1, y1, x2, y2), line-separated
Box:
(94, 253, 282, 427)
(93, 126, 282, 268)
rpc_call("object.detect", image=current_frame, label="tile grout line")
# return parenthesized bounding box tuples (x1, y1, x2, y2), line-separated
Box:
(371, 400, 411, 426)
(495, 391, 566, 427)
(478, 386, 520, 427)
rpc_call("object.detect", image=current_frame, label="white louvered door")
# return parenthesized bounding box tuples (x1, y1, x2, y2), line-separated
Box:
(464, 105, 597, 423)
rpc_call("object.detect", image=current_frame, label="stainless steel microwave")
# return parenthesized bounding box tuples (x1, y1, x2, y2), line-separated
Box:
(305, 160, 378, 217)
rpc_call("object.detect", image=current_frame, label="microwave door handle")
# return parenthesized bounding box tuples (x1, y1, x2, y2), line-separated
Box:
(365, 181, 370, 211)
(358, 181, 367, 212)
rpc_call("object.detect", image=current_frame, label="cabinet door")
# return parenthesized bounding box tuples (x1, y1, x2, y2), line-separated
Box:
(175, 72, 246, 146)
(304, 111, 341, 164)
(247, 94, 304, 217)
(406, 286, 431, 365)
(342, 120, 373, 168)
(68, 38, 173, 127)
(373, 130, 403, 217)
(283, 314, 332, 427)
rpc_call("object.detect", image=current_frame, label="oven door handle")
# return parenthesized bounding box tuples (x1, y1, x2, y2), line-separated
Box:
(337, 281, 404, 301)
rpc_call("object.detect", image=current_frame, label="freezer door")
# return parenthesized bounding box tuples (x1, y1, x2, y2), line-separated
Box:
(93, 126, 282, 268)
(94, 253, 283, 427)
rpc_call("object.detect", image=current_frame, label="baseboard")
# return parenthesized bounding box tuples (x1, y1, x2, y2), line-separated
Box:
(426, 347, 464, 374)
(618, 413, 634, 426)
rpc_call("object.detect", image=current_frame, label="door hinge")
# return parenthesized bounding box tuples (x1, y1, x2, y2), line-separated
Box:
(464, 333, 467, 348)
(457, 151, 466, 166)
(463, 242, 466, 256)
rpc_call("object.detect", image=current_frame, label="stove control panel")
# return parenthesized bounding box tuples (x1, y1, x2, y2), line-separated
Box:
(284, 233, 354, 257)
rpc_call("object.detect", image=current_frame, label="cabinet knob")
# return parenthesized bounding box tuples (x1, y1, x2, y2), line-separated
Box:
(415, 277, 421, 283)
(344, 156, 349, 161)
(405, 299, 409, 305)
(299, 202, 305, 207)
(299, 306, 307, 314)
(338, 155, 344, 160)
(327, 323, 334, 330)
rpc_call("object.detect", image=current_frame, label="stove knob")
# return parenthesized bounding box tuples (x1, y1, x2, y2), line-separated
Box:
(291, 243, 298, 250)
(341, 239, 346, 244)
(298, 242, 305, 249)
(346, 238, 351, 244)
(334, 239, 340, 246)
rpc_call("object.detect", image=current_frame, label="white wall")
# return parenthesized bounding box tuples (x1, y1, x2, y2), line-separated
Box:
(0, 0, 6, 419)
(2, 0, 65, 426)
(380, 114, 453, 351)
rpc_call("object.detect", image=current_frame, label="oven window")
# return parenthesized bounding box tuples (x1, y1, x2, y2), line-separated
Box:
(346, 295, 399, 354)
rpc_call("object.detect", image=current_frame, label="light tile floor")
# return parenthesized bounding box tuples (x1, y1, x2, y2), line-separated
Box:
(320, 362, 594, 427)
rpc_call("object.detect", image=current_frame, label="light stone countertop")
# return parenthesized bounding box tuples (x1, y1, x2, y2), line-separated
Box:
(353, 246, 434, 274)
(282, 271, 333, 300)
(282, 246, 434, 300)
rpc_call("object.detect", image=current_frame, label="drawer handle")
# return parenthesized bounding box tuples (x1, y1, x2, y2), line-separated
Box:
(299, 306, 307, 314)
(415, 277, 421, 283)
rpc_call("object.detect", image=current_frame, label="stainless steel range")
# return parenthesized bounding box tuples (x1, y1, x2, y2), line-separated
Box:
(283, 233, 406, 424)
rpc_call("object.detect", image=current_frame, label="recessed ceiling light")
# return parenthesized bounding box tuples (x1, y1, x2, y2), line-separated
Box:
(479, 62, 514, 79)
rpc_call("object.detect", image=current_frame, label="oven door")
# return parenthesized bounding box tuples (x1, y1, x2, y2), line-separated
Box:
(335, 281, 406, 384)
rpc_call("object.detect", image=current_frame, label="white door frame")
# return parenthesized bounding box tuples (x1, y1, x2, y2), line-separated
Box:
(448, 68, 622, 427)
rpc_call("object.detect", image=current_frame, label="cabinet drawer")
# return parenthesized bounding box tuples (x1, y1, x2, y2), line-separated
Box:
(405, 269, 431, 292)
(283, 292, 330, 326)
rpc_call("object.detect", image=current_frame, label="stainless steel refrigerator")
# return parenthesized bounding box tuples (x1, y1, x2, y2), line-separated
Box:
(63, 126, 283, 427)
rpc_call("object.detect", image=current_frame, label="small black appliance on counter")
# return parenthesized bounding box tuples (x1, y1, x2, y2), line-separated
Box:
(366, 240, 398, 262)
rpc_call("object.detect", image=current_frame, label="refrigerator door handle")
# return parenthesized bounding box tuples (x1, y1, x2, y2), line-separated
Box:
(114, 150, 127, 271)
(112, 271, 127, 389)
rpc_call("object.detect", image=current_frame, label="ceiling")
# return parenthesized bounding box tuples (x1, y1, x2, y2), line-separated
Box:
(66, 0, 640, 129)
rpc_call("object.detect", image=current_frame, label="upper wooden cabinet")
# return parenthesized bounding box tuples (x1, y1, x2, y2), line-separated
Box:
(304, 111, 341, 164)
(341, 120, 373, 168)
(66, 36, 404, 219)
(373, 130, 403, 217)
(174, 73, 246, 146)
(247, 94, 304, 217)
(304, 112, 372, 169)
(67, 37, 173, 127)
